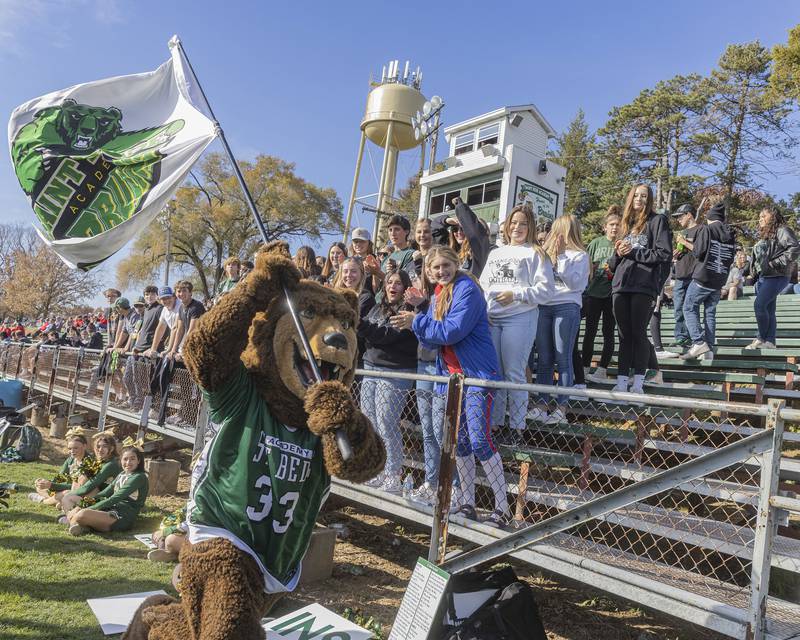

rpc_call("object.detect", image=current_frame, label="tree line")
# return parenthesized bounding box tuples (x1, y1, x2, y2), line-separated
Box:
(552, 32, 800, 242)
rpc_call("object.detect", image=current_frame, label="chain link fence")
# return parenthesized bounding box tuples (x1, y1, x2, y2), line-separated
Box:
(3, 341, 798, 638)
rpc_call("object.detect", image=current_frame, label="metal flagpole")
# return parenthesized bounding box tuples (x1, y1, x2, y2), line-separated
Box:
(173, 37, 352, 460)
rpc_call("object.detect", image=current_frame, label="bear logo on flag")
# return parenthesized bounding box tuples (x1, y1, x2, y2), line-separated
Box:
(10, 98, 184, 241)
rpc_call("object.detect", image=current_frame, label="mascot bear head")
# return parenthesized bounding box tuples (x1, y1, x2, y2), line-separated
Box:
(241, 250, 360, 428)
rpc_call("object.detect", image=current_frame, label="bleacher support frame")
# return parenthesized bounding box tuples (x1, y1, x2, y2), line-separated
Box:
(4, 341, 799, 640)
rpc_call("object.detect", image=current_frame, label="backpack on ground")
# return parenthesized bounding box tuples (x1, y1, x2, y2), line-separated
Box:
(439, 566, 547, 640)
(16, 423, 43, 462)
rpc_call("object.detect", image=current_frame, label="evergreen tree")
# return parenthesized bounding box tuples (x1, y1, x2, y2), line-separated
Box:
(699, 42, 795, 204)
(771, 24, 800, 102)
(549, 109, 599, 216)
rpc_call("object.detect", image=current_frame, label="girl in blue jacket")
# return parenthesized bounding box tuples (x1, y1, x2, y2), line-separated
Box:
(392, 245, 509, 528)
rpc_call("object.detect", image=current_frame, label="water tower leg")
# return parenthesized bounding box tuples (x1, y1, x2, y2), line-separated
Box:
(373, 120, 396, 243)
(343, 131, 367, 243)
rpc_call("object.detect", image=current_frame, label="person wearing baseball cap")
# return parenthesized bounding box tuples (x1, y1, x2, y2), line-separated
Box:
(349, 227, 374, 260)
(670, 203, 700, 352)
(143, 286, 182, 360)
(443, 197, 490, 277)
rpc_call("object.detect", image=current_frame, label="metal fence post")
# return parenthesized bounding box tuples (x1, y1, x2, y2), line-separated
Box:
(747, 398, 785, 640)
(192, 398, 210, 456)
(26, 345, 41, 403)
(45, 347, 61, 414)
(97, 361, 114, 432)
(14, 344, 24, 379)
(68, 347, 84, 415)
(428, 373, 464, 564)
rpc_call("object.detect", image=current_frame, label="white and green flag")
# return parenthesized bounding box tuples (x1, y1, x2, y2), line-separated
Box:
(7, 37, 216, 269)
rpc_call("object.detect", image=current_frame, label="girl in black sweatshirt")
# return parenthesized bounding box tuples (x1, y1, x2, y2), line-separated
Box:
(358, 269, 418, 494)
(608, 184, 672, 394)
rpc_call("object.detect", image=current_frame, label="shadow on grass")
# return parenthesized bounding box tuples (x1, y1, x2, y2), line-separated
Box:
(0, 510, 65, 525)
(0, 616, 101, 640)
(1, 534, 147, 559)
(0, 575, 170, 602)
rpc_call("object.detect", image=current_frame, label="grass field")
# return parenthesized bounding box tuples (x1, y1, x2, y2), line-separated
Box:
(0, 447, 183, 640)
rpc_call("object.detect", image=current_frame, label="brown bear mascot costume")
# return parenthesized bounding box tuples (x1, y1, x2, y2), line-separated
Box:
(124, 241, 386, 640)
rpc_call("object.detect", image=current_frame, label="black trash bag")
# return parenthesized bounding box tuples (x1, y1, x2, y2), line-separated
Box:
(438, 566, 546, 640)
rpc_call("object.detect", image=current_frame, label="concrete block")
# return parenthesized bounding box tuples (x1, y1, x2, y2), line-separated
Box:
(299, 525, 336, 585)
(49, 416, 67, 438)
(145, 458, 181, 496)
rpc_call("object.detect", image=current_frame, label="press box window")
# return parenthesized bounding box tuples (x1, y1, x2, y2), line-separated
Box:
(466, 180, 502, 206)
(477, 123, 499, 148)
(454, 131, 475, 155)
(429, 190, 462, 214)
(483, 180, 501, 203)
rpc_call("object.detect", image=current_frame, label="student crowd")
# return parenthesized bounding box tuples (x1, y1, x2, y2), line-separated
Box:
(301, 184, 799, 528)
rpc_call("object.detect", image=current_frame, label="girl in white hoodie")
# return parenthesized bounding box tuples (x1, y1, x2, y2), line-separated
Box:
(530, 214, 590, 425)
(480, 205, 554, 441)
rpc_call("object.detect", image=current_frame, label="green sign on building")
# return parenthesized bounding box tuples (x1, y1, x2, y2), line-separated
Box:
(513, 176, 559, 222)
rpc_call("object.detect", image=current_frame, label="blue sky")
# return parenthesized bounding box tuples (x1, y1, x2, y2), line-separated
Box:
(1, 0, 798, 297)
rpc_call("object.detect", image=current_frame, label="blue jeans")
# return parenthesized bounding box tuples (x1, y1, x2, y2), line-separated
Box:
(416, 360, 446, 486)
(683, 281, 721, 347)
(360, 363, 415, 481)
(455, 388, 496, 461)
(535, 303, 581, 405)
(489, 309, 538, 430)
(672, 278, 691, 343)
(755, 276, 790, 343)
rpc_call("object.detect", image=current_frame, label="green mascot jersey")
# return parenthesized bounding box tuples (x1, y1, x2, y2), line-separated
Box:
(187, 363, 330, 593)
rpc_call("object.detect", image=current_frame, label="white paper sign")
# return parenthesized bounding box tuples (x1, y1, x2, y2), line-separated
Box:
(87, 590, 168, 635)
(264, 603, 374, 639)
(389, 558, 450, 640)
(134, 533, 157, 549)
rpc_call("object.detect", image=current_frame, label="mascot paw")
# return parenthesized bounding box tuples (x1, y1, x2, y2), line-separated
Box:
(252, 240, 302, 291)
(304, 381, 356, 435)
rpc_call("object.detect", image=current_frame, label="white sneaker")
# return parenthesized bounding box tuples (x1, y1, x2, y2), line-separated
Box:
(526, 407, 548, 422)
(655, 350, 675, 359)
(407, 482, 437, 504)
(28, 492, 45, 503)
(681, 342, 711, 360)
(761, 341, 776, 349)
(592, 367, 608, 381)
(573, 383, 587, 389)
(544, 409, 566, 425)
(381, 477, 402, 494)
(629, 382, 645, 395)
(364, 473, 385, 489)
(745, 338, 765, 350)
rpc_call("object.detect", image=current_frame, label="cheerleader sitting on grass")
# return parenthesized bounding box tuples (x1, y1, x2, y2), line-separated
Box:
(29, 433, 95, 508)
(64, 445, 148, 536)
(58, 433, 121, 516)
(147, 504, 188, 562)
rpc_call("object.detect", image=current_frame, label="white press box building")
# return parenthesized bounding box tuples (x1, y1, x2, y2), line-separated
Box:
(418, 105, 566, 226)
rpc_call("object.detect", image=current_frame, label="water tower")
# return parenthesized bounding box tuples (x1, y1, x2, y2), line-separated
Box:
(343, 60, 427, 242)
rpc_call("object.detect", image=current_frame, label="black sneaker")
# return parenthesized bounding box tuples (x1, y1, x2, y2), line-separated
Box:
(483, 508, 510, 529)
(452, 504, 477, 521)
